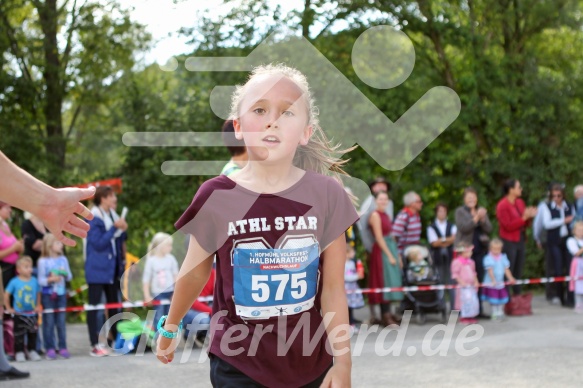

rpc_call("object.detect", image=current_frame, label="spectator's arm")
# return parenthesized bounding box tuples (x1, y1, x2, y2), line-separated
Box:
(479, 211, 493, 234)
(64, 258, 73, 282)
(0, 238, 20, 260)
(392, 213, 406, 242)
(37, 259, 49, 287)
(0, 151, 94, 246)
(190, 300, 212, 314)
(497, 203, 526, 232)
(455, 208, 476, 234)
(541, 204, 564, 230)
(86, 218, 117, 251)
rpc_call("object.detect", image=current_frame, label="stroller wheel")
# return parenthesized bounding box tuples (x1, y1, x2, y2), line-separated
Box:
(416, 312, 426, 325)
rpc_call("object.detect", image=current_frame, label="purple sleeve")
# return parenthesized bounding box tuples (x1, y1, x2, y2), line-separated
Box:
(321, 178, 360, 250)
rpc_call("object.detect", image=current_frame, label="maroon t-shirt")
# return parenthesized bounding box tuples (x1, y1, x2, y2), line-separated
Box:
(175, 171, 359, 387)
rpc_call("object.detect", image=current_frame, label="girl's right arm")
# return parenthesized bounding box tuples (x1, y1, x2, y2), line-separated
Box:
(487, 268, 496, 286)
(156, 235, 214, 364)
(37, 259, 49, 287)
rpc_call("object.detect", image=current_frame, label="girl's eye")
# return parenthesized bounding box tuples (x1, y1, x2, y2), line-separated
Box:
(253, 108, 265, 114)
(283, 110, 294, 117)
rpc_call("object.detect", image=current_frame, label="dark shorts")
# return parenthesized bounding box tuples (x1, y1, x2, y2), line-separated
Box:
(210, 354, 332, 388)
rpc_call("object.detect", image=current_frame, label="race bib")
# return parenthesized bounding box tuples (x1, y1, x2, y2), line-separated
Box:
(233, 243, 319, 319)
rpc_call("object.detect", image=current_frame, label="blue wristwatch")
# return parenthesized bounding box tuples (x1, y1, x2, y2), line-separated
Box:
(157, 315, 183, 339)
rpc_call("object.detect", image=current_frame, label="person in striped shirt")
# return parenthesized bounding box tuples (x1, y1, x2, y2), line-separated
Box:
(393, 191, 423, 261)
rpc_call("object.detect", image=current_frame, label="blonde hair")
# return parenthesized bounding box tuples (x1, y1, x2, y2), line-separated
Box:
(489, 237, 503, 249)
(16, 255, 32, 268)
(573, 221, 583, 233)
(228, 63, 355, 178)
(148, 232, 172, 257)
(41, 233, 59, 257)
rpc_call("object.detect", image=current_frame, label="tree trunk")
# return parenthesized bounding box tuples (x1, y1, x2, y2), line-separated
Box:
(38, 0, 66, 181)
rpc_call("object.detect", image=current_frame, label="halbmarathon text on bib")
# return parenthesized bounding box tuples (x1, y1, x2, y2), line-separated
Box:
(233, 243, 319, 319)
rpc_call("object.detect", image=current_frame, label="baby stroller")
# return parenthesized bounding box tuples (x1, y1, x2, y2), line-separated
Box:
(400, 245, 447, 324)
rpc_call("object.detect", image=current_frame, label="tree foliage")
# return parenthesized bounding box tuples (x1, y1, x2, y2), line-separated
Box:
(3, 0, 583, 278)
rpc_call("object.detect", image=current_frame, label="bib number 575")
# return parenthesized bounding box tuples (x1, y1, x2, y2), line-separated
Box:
(251, 273, 307, 302)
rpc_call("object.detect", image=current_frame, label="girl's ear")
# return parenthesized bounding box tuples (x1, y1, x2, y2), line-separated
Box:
(233, 119, 243, 140)
(299, 125, 313, 146)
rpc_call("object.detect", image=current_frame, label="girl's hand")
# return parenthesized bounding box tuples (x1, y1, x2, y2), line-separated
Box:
(389, 256, 397, 266)
(320, 363, 351, 388)
(508, 277, 516, 285)
(6, 307, 15, 315)
(156, 334, 180, 364)
(474, 280, 480, 288)
(35, 305, 42, 314)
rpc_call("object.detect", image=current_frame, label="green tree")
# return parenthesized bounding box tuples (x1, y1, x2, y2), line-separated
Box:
(0, 0, 150, 184)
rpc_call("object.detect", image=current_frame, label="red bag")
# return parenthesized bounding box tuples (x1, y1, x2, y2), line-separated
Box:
(504, 293, 533, 316)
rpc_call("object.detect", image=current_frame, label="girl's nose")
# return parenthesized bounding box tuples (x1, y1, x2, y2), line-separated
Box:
(266, 112, 280, 129)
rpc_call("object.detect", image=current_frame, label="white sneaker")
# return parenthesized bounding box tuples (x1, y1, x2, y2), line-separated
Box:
(27, 350, 41, 361)
(551, 297, 561, 305)
(15, 352, 26, 362)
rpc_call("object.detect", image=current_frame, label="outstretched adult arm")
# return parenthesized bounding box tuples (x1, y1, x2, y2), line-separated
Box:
(0, 151, 95, 246)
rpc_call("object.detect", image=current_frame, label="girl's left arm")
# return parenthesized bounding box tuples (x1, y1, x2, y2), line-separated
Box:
(504, 268, 515, 284)
(64, 257, 73, 281)
(320, 234, 351, 388)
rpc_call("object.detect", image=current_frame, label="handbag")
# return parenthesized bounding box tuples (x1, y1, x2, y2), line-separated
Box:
(504, 293, 533, 316)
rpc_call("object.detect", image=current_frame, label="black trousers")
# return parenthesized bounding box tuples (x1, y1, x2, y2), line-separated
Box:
(14, 315, 38, 353)
(87, 282, 120, 346)
(210, 354, 332, 388)
(547, 237, 574, 306)
(502, 238, 526, 295)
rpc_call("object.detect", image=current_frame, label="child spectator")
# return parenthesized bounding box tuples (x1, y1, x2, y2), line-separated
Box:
(345, 243, 364, 331)
(142, 233, 179, 330)
(452, 243, 480, 324)
(3, 256, 41, 362)
(406, 246, 431, 282)
(37, 233, 73, 360)
(567, 221, 583, 313)
(481, 238, 516, 320)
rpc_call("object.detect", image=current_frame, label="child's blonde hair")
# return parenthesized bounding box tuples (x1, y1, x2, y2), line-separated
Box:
(228, 63, 355, 178)
(41, 233, 59, 257)
(16, 255, 33, 268)
(489, 237, 503, 249)
(573, 221, 583, 233)
(148, 232, 172, 257)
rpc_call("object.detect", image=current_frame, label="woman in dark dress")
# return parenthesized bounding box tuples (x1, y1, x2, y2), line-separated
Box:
(368, 191, 403, 326)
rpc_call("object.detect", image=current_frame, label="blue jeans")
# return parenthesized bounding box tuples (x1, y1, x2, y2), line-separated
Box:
(42, 294, 67, 350)
(182, 309, 211, 339)
(153, 292, 173, 329)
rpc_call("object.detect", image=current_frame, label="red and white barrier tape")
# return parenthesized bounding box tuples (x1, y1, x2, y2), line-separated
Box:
(352, 276, 577, 294)
(31, 276, 580, 314)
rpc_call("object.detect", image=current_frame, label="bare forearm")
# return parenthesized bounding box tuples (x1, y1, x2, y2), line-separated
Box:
(0, 152, 55, 214)
(321, 288, 352, 367)
(165, 257, 213, 326)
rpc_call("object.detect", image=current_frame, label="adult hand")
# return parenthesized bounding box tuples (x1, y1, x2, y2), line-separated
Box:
(12, 240, 24, 254)
(36, 187, 96, 247)
(477, 208, 487, 219)
(114, 218, 128, 231)
(565, 215, 574, 225)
